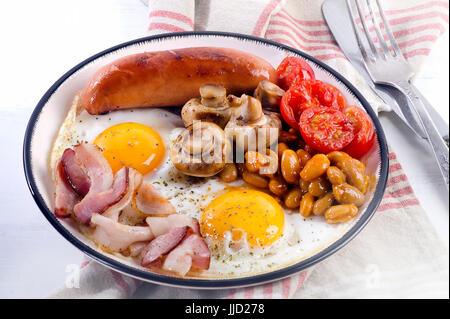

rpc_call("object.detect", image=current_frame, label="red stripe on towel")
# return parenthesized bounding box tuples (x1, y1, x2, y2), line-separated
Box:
(384, 186, 415, 198)
(252, 0, 282, 36)
(377, 199, 421, 212)
(267, 20, 336, 44)
(79, 261, 90, 269)
(110, 270, 131, 296)
(282, 276, 292, 298)
(266, 29, 341, 51)
(389, 163, 402, 173)
(149, 10, 194, 28)
(263, 284, 273, 298)
(297, 271, 308, 290)
(244, 287, 255, 299)
(148, 22, 186, 32)
(386, 174, 408, 187)
(269, 18, 332, 37)
(404, 47, 432, 58)
(394, 23, 447, 38)
(384, 0, 449, 15)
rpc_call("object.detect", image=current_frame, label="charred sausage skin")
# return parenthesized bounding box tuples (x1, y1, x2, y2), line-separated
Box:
(81, 47, 278, 114)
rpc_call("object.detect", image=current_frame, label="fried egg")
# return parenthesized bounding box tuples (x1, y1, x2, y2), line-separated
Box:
(201, 190, 284, 247)
(93, 122, 165, 175)
(51, 94, 354, 278)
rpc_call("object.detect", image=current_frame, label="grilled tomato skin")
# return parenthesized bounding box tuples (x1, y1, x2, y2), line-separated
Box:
(299, 107, 355, 153)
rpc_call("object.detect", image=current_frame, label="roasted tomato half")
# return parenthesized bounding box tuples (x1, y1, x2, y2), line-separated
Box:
(280, 80, 320, 129)
(311, 81, 347, 111)
(299, 107, 355, 153)
(342, 105, 376, 158)
(277, 56, 315, 90)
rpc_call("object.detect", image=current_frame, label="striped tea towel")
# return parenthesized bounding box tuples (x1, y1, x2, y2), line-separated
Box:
(48, 0, 449, 299)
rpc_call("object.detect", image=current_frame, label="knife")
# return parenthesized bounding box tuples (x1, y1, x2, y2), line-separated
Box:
(322, 0, 449, 144)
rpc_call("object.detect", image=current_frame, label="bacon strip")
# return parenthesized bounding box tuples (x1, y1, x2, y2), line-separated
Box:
(189, 234, 211, 270)
(74, 166, 129, 224)
(141, 226, 188, 267)
(162, 233, 211, 276)
(133, 182, 176, 216)
(61, 148, 90, 196)
(74, 143, 113, 194)
(103, 168, 142, 222)
(146, 214, 200, 237)
(90, 213, 154, 252)
(54, 160, 79, 218)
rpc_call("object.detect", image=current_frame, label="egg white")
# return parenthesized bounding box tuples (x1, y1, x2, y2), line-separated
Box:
(51, 96, 354, 278)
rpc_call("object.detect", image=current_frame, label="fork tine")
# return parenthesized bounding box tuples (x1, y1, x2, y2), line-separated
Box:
(345, 0, 374, 62)
(354, 0, 379, 58)
(375, 0, 403, 57)
(366, 0, 390, 59)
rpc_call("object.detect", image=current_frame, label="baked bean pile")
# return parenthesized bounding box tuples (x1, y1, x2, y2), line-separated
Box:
(219, 129, 371, 224)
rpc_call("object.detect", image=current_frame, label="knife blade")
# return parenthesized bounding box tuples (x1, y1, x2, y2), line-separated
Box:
(322, 0, 449, 144)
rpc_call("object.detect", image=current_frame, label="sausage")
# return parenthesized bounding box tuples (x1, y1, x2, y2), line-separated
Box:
(81, 47, 278, 114)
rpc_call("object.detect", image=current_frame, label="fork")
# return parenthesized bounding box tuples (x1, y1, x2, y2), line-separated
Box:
(346, 0, 449, 189)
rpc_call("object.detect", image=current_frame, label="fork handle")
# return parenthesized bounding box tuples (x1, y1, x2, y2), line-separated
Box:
(395, 81, 449, 189)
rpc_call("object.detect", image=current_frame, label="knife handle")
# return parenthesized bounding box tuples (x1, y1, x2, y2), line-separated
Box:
(395, 81, 449, 189)
(410, 84, 449, 146)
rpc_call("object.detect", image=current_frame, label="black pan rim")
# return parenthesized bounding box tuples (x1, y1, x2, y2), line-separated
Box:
(23, 31, 389, 289)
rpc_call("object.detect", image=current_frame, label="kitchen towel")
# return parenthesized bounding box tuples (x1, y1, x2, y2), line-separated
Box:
(49, 0, 449, 299)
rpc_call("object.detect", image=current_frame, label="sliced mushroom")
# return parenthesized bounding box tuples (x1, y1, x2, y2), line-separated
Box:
(227, 95, 243, 108)
(253, 80, 285, 112)
(199, 84, 227, 107)
(181, 84, 232, 128)
(170, 122, 231, 177)
(225, 95, 282, 153)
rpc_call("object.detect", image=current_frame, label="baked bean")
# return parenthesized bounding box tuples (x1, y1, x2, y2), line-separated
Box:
(325, 204, 358, 224)
(300, 154, 330, 181)
(245, 151, 270, 173)
(326, 166, 346, 185)
(242, 171, 269, 188)
(279, 130, 298, 143)
(269, 175, 288, 197)
(308, 177, 330, 197)
(299, 192, 315, 217)
(284, 187, 303, 209)
(313, 192, 334, 216)
(327, 151, 366, 192)
(327, 151, 352, 166)
(288, 128, 298, 135)
(219, 163, 238, 183)
(296, 149, 311, 168)
(299, 179, 310, 193)
(339, 159, 367, 192)
(281, 150, 300, 184)
(277, 142, 289, 159)
(332, 184, 365, 206)
(261, 149, 278, 176)
(361, 175, 370, 194)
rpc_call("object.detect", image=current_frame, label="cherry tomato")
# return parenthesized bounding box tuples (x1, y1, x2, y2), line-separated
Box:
(299, 107, 355, 153)
(277, 57, 315, 90)
(311, 81, 347, 110)
(280, 81, 320, 129)
(342, 105, 376, 158)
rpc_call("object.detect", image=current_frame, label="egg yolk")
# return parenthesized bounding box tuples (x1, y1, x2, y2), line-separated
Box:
(94, 122, 165, 175)
(200, 190, 284, 247)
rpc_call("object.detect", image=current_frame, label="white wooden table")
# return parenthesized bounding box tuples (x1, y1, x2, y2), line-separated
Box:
(0, 0, 448, 298)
